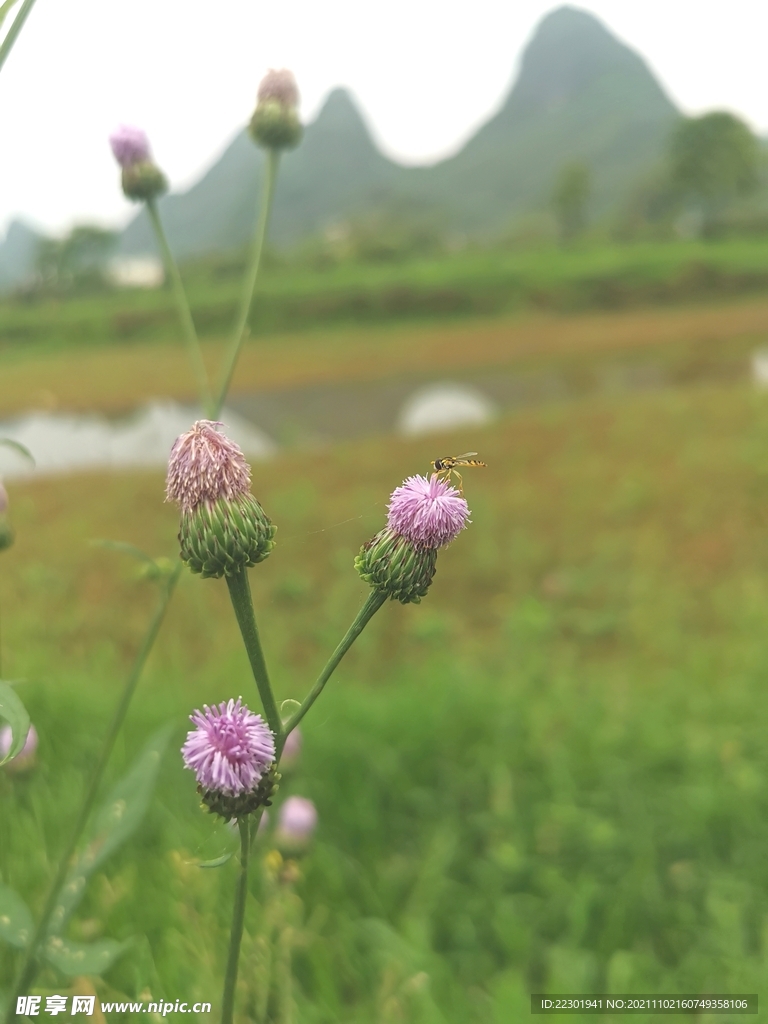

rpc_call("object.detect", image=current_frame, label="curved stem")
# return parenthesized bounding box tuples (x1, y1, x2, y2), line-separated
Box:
(4, 565, 182, 1023)
(220, 816, 251, 1024)
(146, 198, 213, 416)
(0, 0, 38, 75)
(214, 148, 280, 417)
(282, 591, 386, 746)
(225, 568, 282, 741)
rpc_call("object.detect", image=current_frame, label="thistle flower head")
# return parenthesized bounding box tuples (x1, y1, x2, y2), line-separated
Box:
(109, 125, 151, 168)
(166, 420, 251, 514)
(276, 796, 318, 848)
(1, 723, 38, 772)
(387, 474, 470, 548)
(250, 68, 302, 150)
(257, 68, 299, 109)
(182, 698, 275, 798)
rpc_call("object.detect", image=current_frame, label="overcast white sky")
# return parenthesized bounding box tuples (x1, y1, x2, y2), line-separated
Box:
(1, 0, 766, 237)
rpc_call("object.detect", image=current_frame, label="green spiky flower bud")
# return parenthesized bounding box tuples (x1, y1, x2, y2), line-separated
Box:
(180, 493, 275, 579)
(249, 69, 302, 150)
(121, 160, 168, 202)
(355, 527, 437, 604)
(166, 421, 276, 579)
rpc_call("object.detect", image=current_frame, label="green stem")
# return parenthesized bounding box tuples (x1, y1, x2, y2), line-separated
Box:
(220, 816, 251, 1024)
(214, 148, 280, 417)
(0, 0, 38, 75)
(225, 568, 282, 741)
(146, 197, 212, 416)
(282, 591, 386, 745)
(3, 565, 182, 1023)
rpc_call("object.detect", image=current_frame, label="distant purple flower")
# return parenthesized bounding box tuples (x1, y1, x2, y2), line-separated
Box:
(277, 796, 318, 844)
(387, 474, 469, 548)
(1, 723, 38, 771)
(257, 68, 299, 108)
(281, 727, 302, 766)
(166, 421, 251, 514)
(182, 698, 275, 797)
(109, 125, 151, 168)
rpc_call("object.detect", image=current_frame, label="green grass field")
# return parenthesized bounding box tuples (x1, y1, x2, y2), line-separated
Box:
(3, 339, 768, 1021)
(6, 236, 768, 356)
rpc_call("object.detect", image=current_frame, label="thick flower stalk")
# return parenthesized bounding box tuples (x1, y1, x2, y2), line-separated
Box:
(109, 124, 167, 202)
(166, 421, 276, 578)
(356, 474, 470, 603)
(182, 698, 277, 821)
(249, 68, 302, 151)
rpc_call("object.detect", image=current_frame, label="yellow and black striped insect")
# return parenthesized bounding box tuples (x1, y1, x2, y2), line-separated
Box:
(430, 452, 486, 494)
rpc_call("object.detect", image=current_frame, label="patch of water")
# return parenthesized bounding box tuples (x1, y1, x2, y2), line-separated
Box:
(0, 402, 276, 479)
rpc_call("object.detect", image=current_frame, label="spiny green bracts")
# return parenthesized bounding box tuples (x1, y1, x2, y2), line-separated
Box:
(198, 765, 280, 823)
(180, 494, 276, 578)
(121, 160, 167, 202)
(355, 527, 437, 604)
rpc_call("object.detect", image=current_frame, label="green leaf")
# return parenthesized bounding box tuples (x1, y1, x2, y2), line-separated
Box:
(0, 884, 33, 948)
(198, 852, 233, 869)
(47, 725, 172, 935)
(0, 0, 19, 31)
(44, 936, 127, 976)
(0, 437, 33, 464)
(0, 680, 30, 765)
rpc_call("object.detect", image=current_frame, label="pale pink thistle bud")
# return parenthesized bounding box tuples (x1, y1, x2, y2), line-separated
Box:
(166, 421, 276, 578)
(276, 796, 317, 852)
(109, 125, 151, 168)
(257, 69, 300, 108)
(109, 125, 167, 202)
(182, 698, 278, 820)
(1, 723, 38, 772)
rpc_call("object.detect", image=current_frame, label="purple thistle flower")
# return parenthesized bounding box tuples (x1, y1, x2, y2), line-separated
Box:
(277, 796, 318, 844)
(182, 698, 275, 797)
(109, 125, 151, 168)
(387, 474, 470, 549)
(0, 723, 38, 771)
(257, 68, 299, 108)
(166, 420, 251, 514)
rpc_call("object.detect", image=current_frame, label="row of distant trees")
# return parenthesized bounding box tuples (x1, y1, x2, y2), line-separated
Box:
(552, 111, 761, 244)
(21, 110, 766, 296)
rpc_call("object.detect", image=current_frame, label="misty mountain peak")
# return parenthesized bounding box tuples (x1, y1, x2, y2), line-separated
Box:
(504, 5, 675, 120)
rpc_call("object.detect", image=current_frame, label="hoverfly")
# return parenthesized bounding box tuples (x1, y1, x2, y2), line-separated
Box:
(430, 452, 486, 494)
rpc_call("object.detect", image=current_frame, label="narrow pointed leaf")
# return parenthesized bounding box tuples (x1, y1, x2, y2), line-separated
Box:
(0, 884, 33, 948)
(197, 852, 233, 869)
(0, 680, 30, 765)
(44, 936, 127, 976)
(0, 438, 33, 464)
(47, 725, 172, 935)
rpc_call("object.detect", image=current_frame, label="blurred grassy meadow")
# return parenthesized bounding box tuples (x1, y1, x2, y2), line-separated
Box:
(4, 247, 768, 1021)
